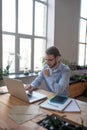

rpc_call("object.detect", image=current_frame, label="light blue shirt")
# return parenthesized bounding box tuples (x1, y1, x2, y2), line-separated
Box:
(31, 62, 71, 96)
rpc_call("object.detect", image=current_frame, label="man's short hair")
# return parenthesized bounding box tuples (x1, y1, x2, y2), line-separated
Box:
(46, 46, 61, 57)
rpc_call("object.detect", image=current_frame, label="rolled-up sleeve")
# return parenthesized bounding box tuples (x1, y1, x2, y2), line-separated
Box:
(31, 70, 44, 88)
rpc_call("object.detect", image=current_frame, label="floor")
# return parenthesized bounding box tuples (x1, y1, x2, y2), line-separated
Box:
(76, 96, 87, 102)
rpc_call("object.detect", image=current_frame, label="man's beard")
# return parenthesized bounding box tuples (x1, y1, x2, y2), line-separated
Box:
(49, 61, 58, 68)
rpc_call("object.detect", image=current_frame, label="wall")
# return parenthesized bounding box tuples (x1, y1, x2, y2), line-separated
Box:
(54, 0, 80, 64)
(47, 0, 55, 47)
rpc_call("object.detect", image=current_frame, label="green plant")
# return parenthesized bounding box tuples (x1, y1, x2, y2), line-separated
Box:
(42, 57, 46, 66)
(70, 74, 87, 82)
(3, 65, 10, 76)
(61, 59, 78, 70)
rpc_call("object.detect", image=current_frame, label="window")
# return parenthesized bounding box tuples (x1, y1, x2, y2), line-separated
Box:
(2, 0, 47, 74)
(78, 0, 87, 66)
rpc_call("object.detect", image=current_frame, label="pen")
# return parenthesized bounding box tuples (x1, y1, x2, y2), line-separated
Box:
(62, 100, 72, 111)
(38, 98, 47, 105)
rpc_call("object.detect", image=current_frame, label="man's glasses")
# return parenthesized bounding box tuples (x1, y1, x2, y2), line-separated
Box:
(45, 58, 55, 62)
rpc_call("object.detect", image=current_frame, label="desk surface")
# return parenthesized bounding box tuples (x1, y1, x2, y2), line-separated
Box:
(0, 86, 87, 130)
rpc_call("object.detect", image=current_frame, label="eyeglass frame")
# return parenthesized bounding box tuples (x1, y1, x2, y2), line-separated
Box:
(45, 57, 56, 62)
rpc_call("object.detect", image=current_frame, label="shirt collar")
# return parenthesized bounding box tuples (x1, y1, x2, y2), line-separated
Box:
(49, 62, 63, 73)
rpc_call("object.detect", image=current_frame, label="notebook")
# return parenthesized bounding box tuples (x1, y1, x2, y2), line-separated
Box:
(40, 98, 80, 112)
(40, 95, 72, 111)
(49, 95, 68, 104)
(3, 76, 47, 103)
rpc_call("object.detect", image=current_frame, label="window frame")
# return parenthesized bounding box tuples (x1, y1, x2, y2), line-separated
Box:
(78, 0, 87, 66)
(2, 0, 48, 74)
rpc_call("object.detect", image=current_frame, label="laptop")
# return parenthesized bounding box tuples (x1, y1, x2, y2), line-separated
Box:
(3, 76, 47, 103)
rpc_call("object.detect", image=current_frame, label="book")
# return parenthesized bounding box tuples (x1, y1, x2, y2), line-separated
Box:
(49, 95, 68, 104)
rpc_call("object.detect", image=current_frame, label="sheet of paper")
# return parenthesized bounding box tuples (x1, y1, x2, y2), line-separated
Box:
(9, 105, 43, 124)
(64, 99, 81, 112)
(0, 86, 8, 94)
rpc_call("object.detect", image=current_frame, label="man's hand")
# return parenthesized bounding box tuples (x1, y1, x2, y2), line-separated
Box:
(44, 68, 50, 77)
(24, 84, 33, 94)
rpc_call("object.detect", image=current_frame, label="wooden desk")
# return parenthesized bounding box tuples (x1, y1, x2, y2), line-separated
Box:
(0, 87, 87, 130)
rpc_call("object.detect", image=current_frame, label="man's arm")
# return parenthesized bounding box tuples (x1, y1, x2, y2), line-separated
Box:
(45, 68, 70, 95)
(31, 70, 44, 88)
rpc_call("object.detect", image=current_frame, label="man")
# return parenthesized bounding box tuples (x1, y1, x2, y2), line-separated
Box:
(26, 46, 70, 96)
